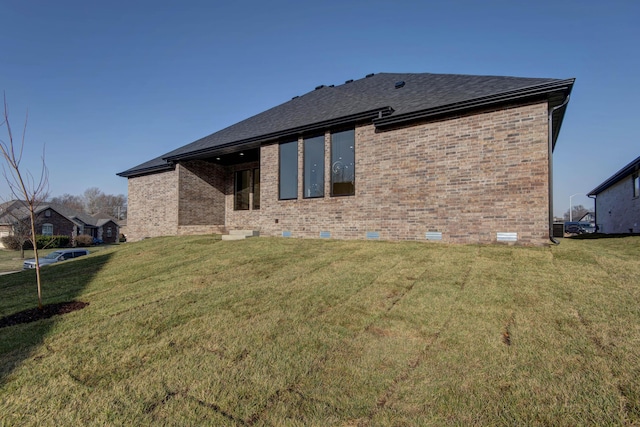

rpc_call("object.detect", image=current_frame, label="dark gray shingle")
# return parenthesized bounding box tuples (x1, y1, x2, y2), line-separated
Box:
(118, 72, 573, 177)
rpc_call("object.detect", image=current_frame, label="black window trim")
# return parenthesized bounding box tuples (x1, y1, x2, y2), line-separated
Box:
(303, 134, 325, 199)
(330, 128, 356, 197)
(253, 167, 260, 210)
(234, 169, 251, 210)
(278, 140, 298, 201)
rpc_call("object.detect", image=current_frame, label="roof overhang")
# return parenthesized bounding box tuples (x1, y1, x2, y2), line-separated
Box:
(116, 162, 175, 178)
(163, 107, 393, 163)
(118, 76, 575, 179)
(373, 79, 575, 152)
(588, 155, 640, 196)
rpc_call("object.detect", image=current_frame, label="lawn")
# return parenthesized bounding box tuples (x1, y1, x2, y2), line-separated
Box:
(0, 236, 639, 426)
(0, 245, 115, 274)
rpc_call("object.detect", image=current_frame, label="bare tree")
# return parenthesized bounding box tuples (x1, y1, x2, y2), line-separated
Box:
(563, 204, 590, 222)
(83, 187, 102, 215)
(84, 187, 126, 219)
(5, 208, 35, 259)
(0, 94, 49, 309)
(50, 193, 85, 213)
(47, 188, 127, 220)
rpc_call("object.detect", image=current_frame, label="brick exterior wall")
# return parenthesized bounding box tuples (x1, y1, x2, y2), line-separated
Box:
(225, 161, 261, 230)
(178, 160, 226, 226)
(259, 102, 550, 245)
(127, 168, 179, 241)
(37, 209, 76, 238)
(125, 101, 551, 245)
(595, 175, 640, 233)
(0, 209, 76, 247)
(96, 220, 120, 244)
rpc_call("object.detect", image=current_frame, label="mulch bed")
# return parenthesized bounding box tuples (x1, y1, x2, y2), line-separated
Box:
(0, 301, 89, 328)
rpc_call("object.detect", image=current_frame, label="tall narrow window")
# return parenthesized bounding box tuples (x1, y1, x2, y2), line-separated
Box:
(331, 129, 355, 196)
(633, 173, 640, 198)
(304, 135, 325, 198)
(279, 140, 298, 200)
(253, 168, 260, 209)
(234, 170, 250, 210)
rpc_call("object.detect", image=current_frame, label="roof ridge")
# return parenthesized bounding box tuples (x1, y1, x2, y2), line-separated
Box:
(118, 72, 574, 178)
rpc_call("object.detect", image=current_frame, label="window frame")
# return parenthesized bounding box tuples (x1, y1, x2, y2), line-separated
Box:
(279, 140, 298, 200)
(633, 173, 640, 198)
(253, 168, 260, 210)
(234, 169, 251, 210)
(330, 129, 356, 197)
(303, 135, 325, 199)
(42, 223, 53, 236)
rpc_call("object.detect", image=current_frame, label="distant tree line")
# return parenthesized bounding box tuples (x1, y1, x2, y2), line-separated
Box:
(49, 187, 127, 220)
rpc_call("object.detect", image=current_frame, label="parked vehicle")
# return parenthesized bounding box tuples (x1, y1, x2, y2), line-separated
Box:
(23, 249, 90, 269)
(564, 221, 596, 235)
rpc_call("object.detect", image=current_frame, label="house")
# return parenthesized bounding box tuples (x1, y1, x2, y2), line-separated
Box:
(118, 72, 575, 245)
(0, 201, 121, 247)
(588, 155, 640, 234)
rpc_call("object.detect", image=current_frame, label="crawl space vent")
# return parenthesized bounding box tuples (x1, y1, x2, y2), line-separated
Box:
(497, 232, 518, 242)
(425, 231, 442, 241)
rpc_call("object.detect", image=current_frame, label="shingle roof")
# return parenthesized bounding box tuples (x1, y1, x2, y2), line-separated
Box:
(118, 72, 574, 177)
(0, 201, 118, 228)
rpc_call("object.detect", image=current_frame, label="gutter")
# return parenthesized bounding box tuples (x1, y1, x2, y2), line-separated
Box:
(116, 163, 175, 178)
(548, 94, 571, 245)
(164, 107, 393, 163)
(374, 79, 575, 129)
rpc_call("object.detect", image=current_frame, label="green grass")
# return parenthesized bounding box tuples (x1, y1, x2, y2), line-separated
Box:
(0, 245, 115, 273)
(1, 235, 639, 426)
(0, 248, 47, 273)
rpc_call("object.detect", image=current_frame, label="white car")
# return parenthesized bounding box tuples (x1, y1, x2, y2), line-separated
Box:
(23, 249, 90, 269)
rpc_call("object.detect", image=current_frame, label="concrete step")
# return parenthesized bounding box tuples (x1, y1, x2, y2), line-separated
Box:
(221, 234, 247, 241)
(228, 230, 260, 237)
(222, 230, 260, 241)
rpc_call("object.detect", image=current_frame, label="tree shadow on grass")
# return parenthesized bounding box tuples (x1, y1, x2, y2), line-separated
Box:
(0, 251, 113, 386)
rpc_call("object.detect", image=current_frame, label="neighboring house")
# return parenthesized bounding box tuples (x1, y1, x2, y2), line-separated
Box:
(94, 218, 120, 243)
(588, 155, 640, 234)
(0, 201, 120, 247)
(118, 72, 575, 245)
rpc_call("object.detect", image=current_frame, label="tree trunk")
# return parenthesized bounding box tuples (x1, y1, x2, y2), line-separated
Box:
(29, 209, 43, 310)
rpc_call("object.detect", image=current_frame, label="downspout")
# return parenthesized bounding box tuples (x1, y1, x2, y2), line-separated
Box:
(588, 194, 597, 232)
(548, 95, 570, 244)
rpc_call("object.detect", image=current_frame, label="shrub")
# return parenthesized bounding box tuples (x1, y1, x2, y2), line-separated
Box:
(1, 235, 71, 250)
(1, 235, 26, 251)
(119, 233, 127, 243)
(35, 235, 70, 249)
(75, 234, 94, 247)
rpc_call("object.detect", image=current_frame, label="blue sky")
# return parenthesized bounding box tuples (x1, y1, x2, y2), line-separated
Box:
(1, 0, 638, 217)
